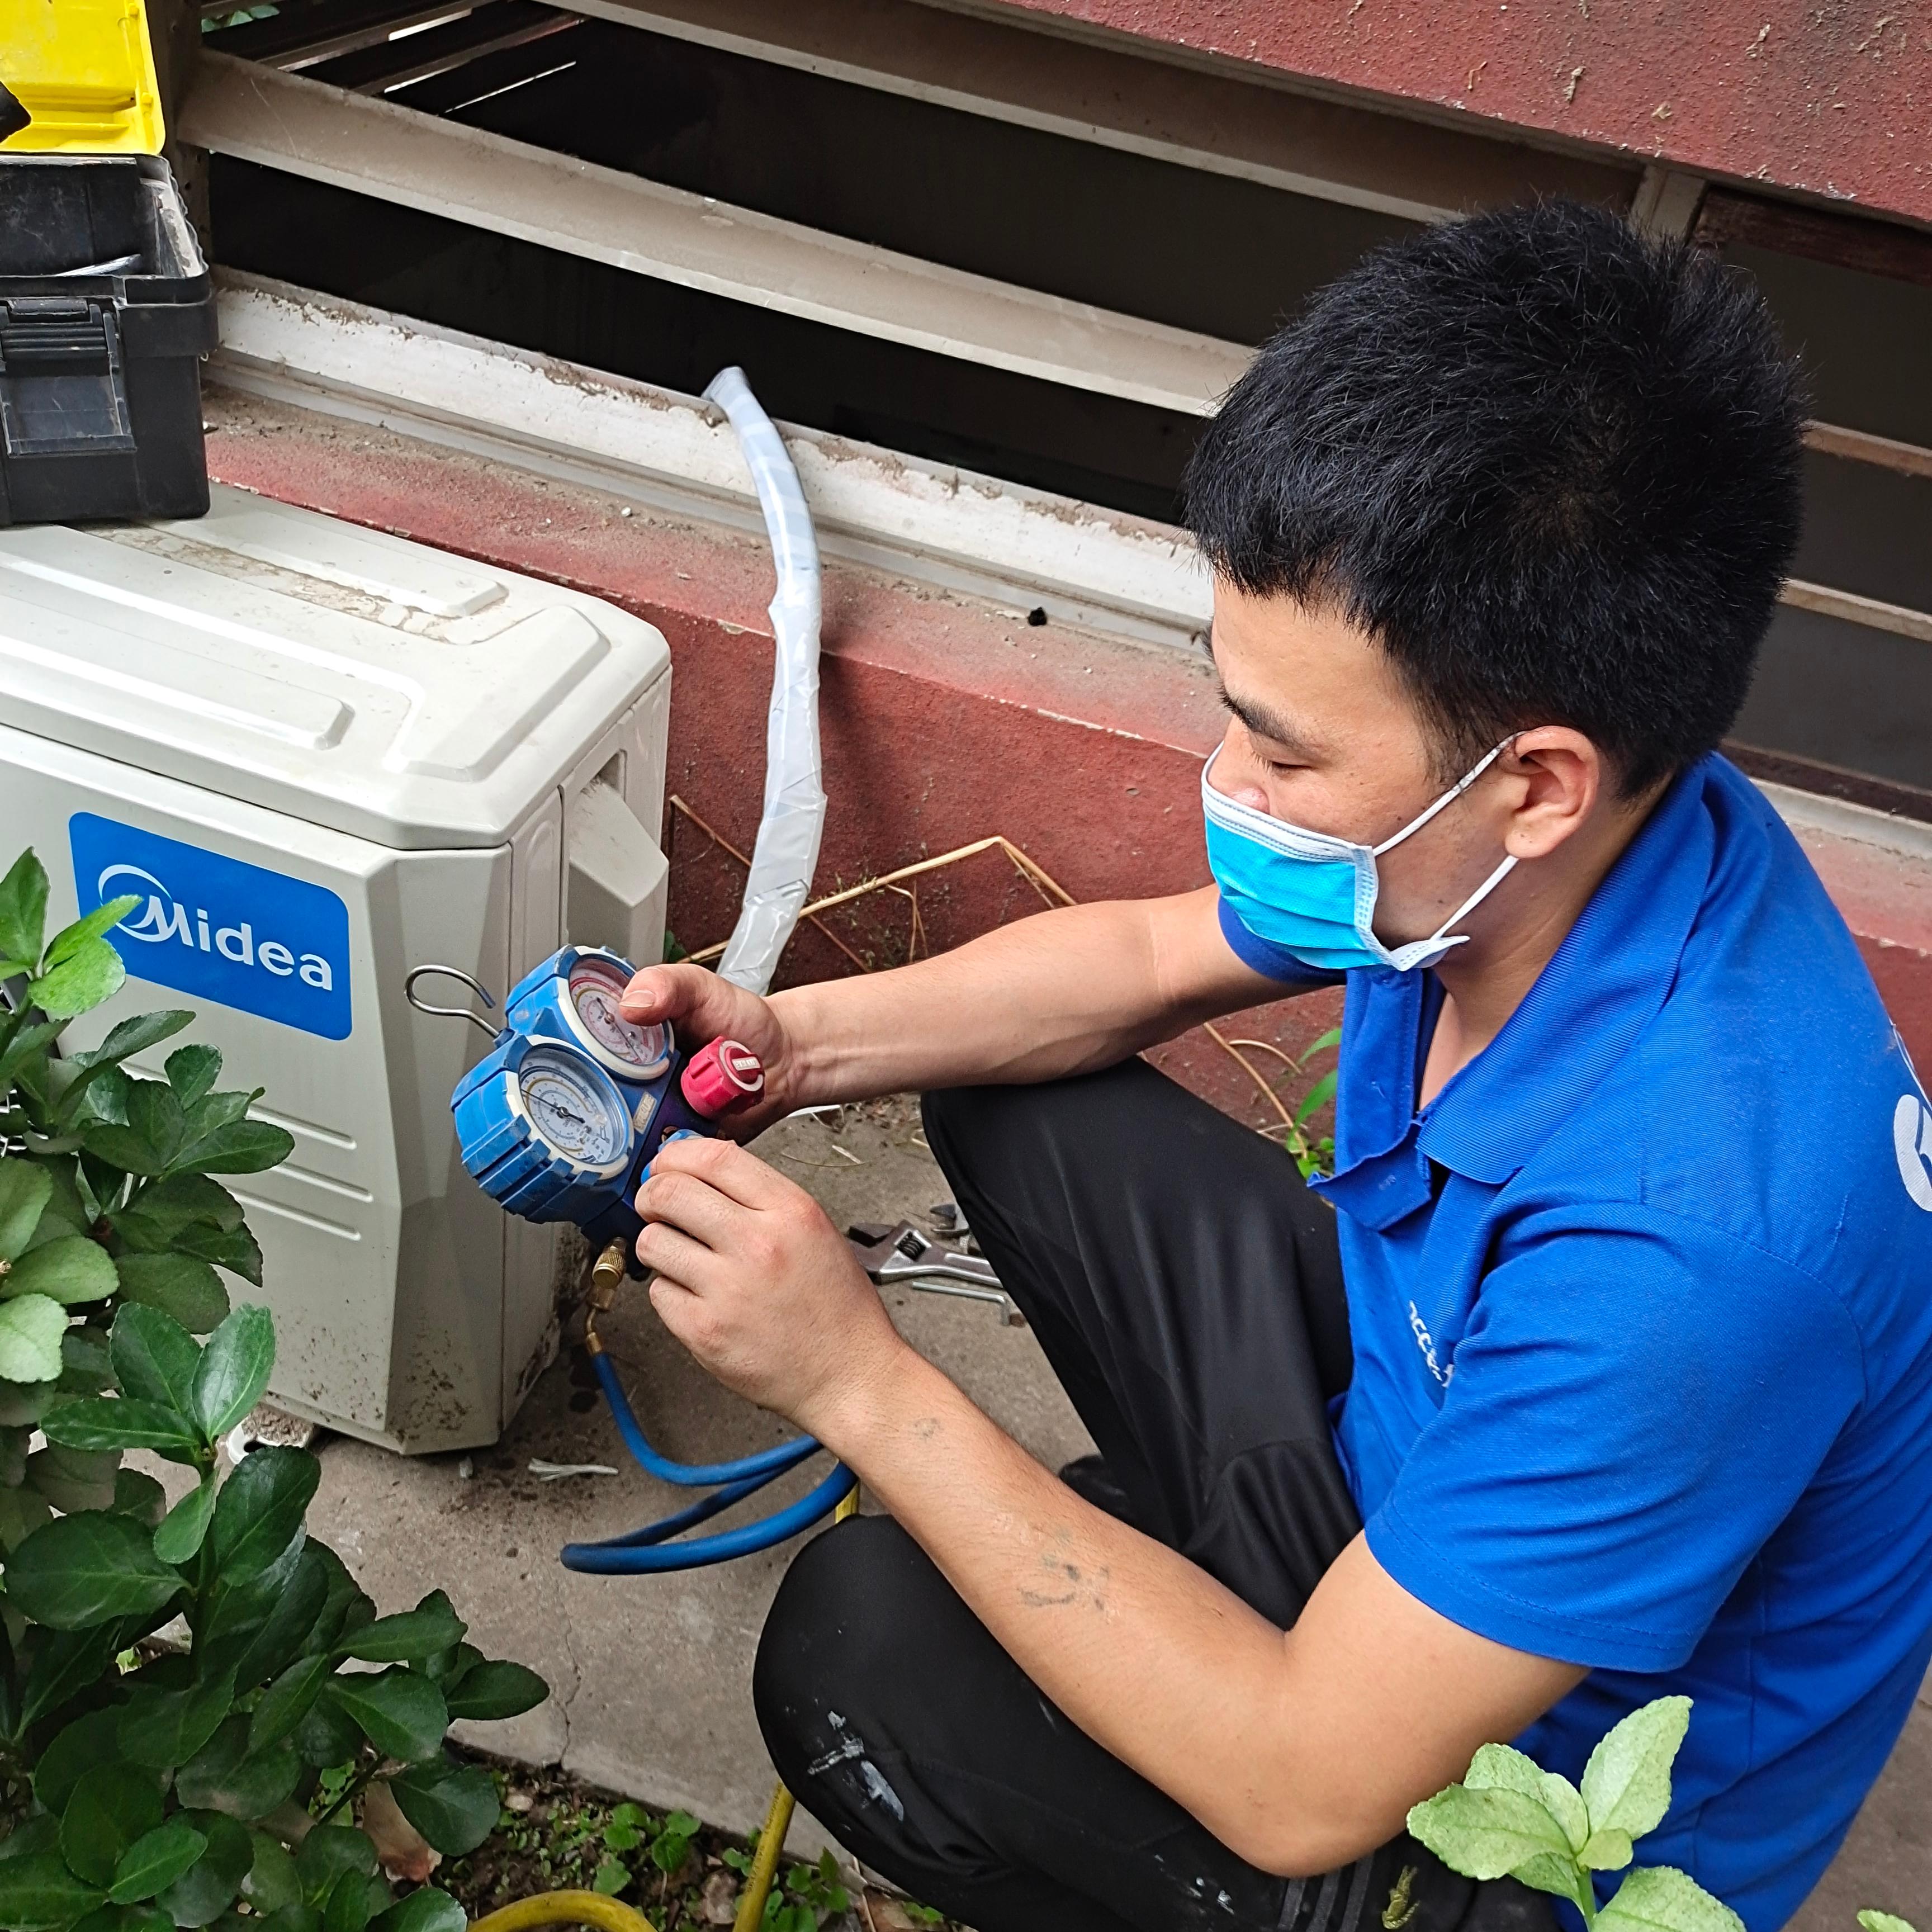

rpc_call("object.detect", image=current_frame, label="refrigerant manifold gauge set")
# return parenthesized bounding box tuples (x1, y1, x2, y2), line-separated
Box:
(408, 946, 764, 1265)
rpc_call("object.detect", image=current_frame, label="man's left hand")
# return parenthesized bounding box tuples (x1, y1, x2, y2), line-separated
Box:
(633, 1137, 909, 1437)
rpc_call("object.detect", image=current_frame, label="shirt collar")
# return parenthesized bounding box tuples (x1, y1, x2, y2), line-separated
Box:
(1314, 757, 1716, 1220)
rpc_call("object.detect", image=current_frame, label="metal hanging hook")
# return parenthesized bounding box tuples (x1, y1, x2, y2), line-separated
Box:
(405, 964, 501, 1039)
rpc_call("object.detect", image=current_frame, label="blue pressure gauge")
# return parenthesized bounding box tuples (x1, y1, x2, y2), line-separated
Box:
(411, 947, 764, 1267)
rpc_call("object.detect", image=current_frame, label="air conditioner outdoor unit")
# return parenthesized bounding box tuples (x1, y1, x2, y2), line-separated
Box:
(0, 484, 672, 1451)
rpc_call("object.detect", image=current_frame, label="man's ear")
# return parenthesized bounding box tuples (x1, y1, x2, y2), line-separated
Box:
(1499, 729, 1604, 860)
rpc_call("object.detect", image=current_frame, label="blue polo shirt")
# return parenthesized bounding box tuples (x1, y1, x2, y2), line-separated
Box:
(1218, 754, 1932, 1930)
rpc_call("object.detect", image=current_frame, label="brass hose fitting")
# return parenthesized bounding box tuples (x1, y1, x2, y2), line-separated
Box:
(583, 1237, 629, 1354)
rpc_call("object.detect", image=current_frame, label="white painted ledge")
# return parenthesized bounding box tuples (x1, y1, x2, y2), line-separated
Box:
(207, 273, 1215, 645)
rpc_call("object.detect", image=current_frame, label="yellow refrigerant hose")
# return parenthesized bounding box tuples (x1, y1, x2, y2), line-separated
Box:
(472, 1244, 863, 1932)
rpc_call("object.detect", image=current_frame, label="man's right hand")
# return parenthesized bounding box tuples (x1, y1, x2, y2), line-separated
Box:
(620, 964, 801, 1135)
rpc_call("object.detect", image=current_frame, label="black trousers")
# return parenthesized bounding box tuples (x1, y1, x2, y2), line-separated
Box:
(753, 1060, 1552, 1932)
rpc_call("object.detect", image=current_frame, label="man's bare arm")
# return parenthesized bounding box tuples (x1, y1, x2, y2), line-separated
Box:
(637, 1138, 1585, 1878)
(825, 1349, 1584, 1876)
(622, 886, 1297, 1121)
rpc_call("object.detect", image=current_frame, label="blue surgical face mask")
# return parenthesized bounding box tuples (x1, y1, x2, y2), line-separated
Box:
(1202, 741, 1518, 973)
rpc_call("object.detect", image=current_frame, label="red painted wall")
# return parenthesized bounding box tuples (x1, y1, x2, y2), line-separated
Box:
(987, 0, 1932, 229)
(200, 387, 1932, 1134)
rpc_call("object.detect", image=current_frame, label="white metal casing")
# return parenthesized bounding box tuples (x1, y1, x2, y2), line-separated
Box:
(0, 485, 673, 1451)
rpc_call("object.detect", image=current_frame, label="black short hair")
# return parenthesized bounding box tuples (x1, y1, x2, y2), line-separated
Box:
(1185, 199, 1806, 797)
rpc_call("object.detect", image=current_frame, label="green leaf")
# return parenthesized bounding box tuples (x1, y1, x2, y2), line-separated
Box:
(1404, 1783, 1579, 1887)
(0, 1852, 107, 1931)
(1581, 1828, 1636, 1871)
(368, 1892, 464, 1932)
(242, 1836, 302, 1916)
(293, 1830, 376, 1906)
(4, 1236, 118, 1306)
(0, 1478, 53, 1551)
(18, 1622, 124, 1727)
(154, 1478, 219, 1564)
(0, 1819, 61, 1865)
(176, 1716, 303, 1821)
(192, 1306, 275, 1442)
(0, 1163, 54, 1263)
(1465, 1742, 1589, 1855)
(42, 1399, 203, 1465)
(26, 1442, 122, 1513)
(1292, 1068, 1338, 1125)
(175, 1119, 295, 1180)
(0, 1296, 71, 1384)
(61, 1012, 194, 1096)
(0, 853, 49, 972)
(292, 1695, 361, 1770)
(45, 899, 141, 971)
(112, 1173, 242, 1246)
(61, 1763, 164, 1886)
(440, 1659, 548, 1722)
(1595, 1864, 1745, 1932)
(340, 1604, 465, 1665)
(386, 1759, 499, 1857)
(590, 1858, 628, 1897)
(213, 1447, 318, 1581)
(111, 1303, 201, 1413)
(112, 1467, 169, 1528)
(226, 1543, 330, 1689)
(169, 1226, 255, 1296)
(249, 1654, 332, 1754)
(157, 1814, 252, 1930)
(57, 1324, 114, 1396)
(119, 1669, 238, 1771)
(33, 1710, 126, 1815)
(109, 1822, 209, 1906)
(323, 1669, 448, 1765)
(261, 1909, 324, 1932)
(0, 1375, 58, 1426)
(28, 941, 127, 1023)
(113, 1255, 230, 1336)
(1580, 1695, 1692, 1843)
(6, 1510, 183, 1629)
(319, 1869, 377, 1932)
(1857, 1916, 1917, 1932)
(165, 1048, 223, 1110)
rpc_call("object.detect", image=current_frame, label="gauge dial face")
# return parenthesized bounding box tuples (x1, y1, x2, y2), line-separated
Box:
(518, 1047, 630, 1168)
(568, 955, 671, 1076)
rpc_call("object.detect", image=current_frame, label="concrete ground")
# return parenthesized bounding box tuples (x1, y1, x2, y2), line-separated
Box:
(296, 1096, 1092, 1859)
(263, 1094, 1925, 1925)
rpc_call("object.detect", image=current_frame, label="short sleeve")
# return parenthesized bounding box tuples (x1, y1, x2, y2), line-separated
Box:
(1216, 896, 1343, 989)
(1366, 1210, 1865, 1671)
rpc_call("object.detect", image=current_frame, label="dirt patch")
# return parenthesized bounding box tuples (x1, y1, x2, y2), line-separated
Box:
(441, 1750, 958, 1932)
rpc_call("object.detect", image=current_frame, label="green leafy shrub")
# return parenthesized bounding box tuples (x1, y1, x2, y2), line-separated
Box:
(1407, 1697, 1735, 1931)
(0, 849, 549, 1932)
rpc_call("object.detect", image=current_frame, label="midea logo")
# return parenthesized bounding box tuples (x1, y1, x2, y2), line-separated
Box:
(100, 864, 337, 993)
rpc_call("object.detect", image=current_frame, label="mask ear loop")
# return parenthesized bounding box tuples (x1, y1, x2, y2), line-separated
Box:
(1370, 737, 1519, 858)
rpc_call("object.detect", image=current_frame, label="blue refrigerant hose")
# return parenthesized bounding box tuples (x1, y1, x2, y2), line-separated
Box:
(558, 1309, 856, 1575)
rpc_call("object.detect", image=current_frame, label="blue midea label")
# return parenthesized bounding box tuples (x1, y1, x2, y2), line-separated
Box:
(69, 816, 352, 1041)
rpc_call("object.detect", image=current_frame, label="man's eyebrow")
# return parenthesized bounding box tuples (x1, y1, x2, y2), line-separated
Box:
(1215, 679, 1326, 761)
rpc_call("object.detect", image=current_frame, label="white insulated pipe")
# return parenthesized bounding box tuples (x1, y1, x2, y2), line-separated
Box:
(704, 367, 827, 997)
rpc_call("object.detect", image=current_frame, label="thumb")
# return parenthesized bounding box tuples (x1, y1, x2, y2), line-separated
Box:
(621, 962, 725, 1031)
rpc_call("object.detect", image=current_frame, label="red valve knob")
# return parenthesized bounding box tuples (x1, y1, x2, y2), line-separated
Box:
(680, 1038, 765, 1119)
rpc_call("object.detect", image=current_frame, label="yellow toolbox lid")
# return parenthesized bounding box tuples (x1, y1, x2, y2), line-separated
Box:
(1, 0, 165, 156)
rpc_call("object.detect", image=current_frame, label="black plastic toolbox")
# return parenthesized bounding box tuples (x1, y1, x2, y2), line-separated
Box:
(0, 153, 216, 525)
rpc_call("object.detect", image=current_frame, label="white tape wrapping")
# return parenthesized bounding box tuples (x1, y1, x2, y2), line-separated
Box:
(703, 367, 828, 997)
